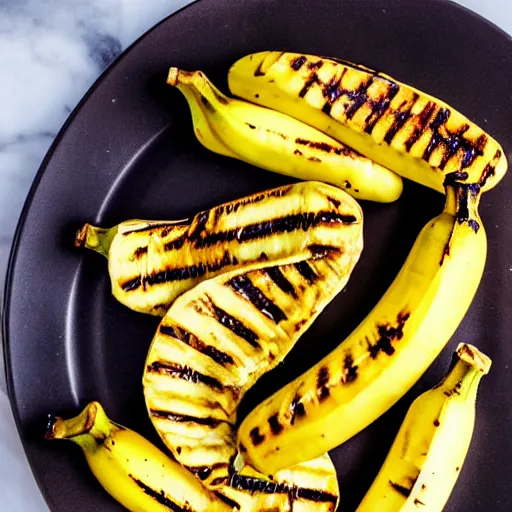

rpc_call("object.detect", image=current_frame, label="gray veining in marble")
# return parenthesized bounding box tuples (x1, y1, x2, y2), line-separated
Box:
(0, 0, 510, 510)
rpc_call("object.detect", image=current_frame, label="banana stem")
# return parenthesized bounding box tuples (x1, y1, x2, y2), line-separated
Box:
(437, 343, 491, 399)
(45, 401, 113, 453)
(75, 224, 118, 257)
(167, 67, 231, 108)
(443, 175, 481, 219)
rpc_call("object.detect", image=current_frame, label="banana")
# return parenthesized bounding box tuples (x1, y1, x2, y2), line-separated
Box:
(167, 67, 403, 203)
(45, 401, 232, 512)
(142, 221, 363, 510)
(75, 181, 363, 315)
(356, 342, 491, 512)
(236, 173, 487, 475)
(228, 51, 507, 193)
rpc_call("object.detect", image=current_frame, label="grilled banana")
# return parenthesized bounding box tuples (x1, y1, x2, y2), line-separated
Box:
(45, 401, 231, 512)
(228, 51, 507, 193)
(75, 181, 363, 315)
(167, 67, 403, 203)
(236, 174, 487, 475)
(143, 221, 363, 510)
(356, 343, 491, 512)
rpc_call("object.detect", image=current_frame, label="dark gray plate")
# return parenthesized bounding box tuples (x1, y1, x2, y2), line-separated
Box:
(3, 0, 512, 510)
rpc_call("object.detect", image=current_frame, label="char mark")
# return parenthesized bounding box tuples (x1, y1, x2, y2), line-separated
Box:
(121, 277, 142, 292)
(291, 55, 307, 70)
(268, 414, 284, 435)
(343, 353, 358, 383)
(384, 96, 418, 145)
(207, 298, 261, 348)
(290, 394, 306, 425)
(423, 108, 485, 170)
(228, 275, 287, 323)
(150, 409, 226, 428)
(146, 361, 224, 391)
(344, 78, 374, 120)
(299, 72, 321, 98)
(133, 246, 148, 259)
(295, 137, 350, 156)
(214, 492, 240, 510)
(317, 367, 330, 401)
(129, 475, 193, 511)
(368, 311, 410, 358)
(193, 210, 355, 248)
(121, 250, 237, 292)
(294, 261, 318, 283)
(159, 324, 234, 366)
(184, 463, 228, 481)
(212, 473, 338, 504)
(249, 427, 265, 446)
(389, 481, 412, 498)
(164, 234, 186, 251)
(364, 82, 400, 134)
(404, 101, 436, 151)
(308, 244, 341, 258)
(264, 266, 298, 298)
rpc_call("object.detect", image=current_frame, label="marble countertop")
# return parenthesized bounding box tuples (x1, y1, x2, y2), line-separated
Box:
(0, 0, 510, 510)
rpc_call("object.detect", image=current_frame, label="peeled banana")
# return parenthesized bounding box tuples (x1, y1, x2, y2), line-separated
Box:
(142, 198, 363, 510)
(356, 343, 491, 512)
(45, 401, 231, 512)
(236, 174, 487, 475)
(228, 51, 507, 193)
(75, 181, 363, 315)
(167, 67, 403, 203)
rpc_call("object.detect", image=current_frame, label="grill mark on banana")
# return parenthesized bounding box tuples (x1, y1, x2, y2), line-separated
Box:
(191, 211, 357, 249)
(150, 410, 230, 429)
(227, 275, 287, 323)
(209, 473, 338, 504)
(281, 56, 487, 167)
(121, 250, 239, 293)
(294, 261, 318, 283)
(264, 266, 298, 298)
(129, 475, 194, 511)
(146, 361, 226, 392)
(159, 324, 235, 366)
(204, 296, 262, 348)
(143, 194, 362, 510)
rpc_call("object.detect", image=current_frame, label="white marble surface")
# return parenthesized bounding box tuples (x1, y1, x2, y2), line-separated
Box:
(0, 0, 510, 510)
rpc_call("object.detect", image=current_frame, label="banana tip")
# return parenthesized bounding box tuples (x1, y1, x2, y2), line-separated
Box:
(456, 343, 492, 375)
(74, 224, 89, 249)
(44, 414, 58, 440)
(167, 67, 180, 86)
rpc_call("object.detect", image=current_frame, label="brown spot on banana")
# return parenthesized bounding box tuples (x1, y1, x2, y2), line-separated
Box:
(367, 310, 410, 358)
(290, 395, 307, 425)
(317, 367, 331, 402)
(389, 480, 413, 498)
(268, 414, 284, 435)
(249, 427, 266, 446)
(290, 55, 307, 70)
(342, 353, 358, 383)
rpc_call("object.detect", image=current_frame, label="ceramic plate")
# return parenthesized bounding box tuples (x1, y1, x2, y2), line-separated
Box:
(3, 0, 512, 510)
